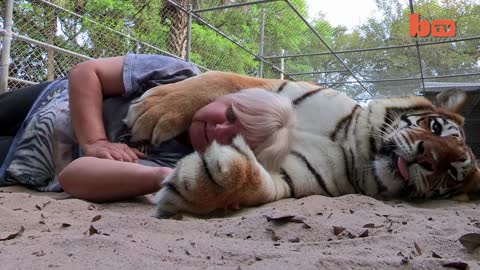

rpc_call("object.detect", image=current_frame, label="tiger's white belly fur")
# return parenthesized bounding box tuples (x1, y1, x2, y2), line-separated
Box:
(153, 82, 385, 218)
(271, 85, 379, 199)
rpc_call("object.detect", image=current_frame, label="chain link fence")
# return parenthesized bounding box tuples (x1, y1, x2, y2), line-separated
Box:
(1, 0, 182, 90)
(2, 0, 479, 95)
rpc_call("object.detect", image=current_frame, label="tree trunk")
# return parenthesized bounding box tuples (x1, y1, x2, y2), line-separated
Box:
(161, 0, 189, 59)
(160, 0, 233, 58)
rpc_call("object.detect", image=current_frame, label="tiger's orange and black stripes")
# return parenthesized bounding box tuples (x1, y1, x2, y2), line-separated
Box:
(125, 72, 480, 218)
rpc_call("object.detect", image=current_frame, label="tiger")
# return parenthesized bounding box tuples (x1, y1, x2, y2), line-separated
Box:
(124, 71, 480, 218)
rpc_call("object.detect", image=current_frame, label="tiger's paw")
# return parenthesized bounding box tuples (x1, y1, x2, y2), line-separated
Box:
(153, 136, 274, 218)
(124, 83, 205, 145)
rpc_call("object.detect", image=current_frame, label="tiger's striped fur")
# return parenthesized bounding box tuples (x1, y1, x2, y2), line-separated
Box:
(125, 71, 480, 218)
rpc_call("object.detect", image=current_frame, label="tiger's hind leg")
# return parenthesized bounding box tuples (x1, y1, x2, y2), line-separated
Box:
(154, 136, 276, 218)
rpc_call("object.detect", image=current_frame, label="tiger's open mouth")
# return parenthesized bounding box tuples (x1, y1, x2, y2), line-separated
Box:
(380, 141, 411, 182)
(380, 140, 410, 182)
(392, 153, 410, 181)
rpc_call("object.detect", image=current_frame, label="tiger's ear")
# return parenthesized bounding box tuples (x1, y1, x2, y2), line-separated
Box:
(435, 89, 468, 114)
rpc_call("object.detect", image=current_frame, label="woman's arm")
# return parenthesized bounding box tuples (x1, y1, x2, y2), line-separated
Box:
(58, 157, 173, 202)
(68, 56, 143, 162)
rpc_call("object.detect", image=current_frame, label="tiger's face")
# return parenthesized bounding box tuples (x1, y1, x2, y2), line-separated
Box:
(374, 89, 480, 199)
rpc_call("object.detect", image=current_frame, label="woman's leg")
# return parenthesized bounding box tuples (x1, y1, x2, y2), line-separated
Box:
(0, 136, 14, 165)
(0, 81, 51, 136)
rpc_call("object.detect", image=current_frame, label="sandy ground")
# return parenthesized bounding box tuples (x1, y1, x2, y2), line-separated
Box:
(1, 185, 479, 270)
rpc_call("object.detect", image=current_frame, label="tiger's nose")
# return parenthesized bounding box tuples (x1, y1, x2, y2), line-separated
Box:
(416, 141, 434, 171)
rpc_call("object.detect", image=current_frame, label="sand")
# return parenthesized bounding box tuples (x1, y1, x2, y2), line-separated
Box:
(1, 185, 479, 270)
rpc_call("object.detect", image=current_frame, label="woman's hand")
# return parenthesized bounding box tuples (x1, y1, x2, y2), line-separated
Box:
(81, 139, 144, 162)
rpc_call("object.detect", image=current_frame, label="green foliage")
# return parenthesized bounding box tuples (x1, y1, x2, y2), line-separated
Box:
(191, 23, 258, 74)
(330, 0, 480, 97)
(7, 0, 479, 97)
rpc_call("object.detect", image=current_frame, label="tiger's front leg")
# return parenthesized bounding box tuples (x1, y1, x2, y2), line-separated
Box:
(154, 136, 278, 218)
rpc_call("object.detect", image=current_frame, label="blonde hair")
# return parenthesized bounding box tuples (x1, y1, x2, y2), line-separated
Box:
(218, 88, 296, 171)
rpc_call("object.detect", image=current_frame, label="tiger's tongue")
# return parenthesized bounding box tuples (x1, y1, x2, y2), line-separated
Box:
(397, 157, 409, 181)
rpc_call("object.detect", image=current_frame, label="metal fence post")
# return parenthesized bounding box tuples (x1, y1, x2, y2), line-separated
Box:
(259, 9, 265, 78)
(186, 4, 192, 62)
(280, 49, 285, 80)
(1, 0, 14, 93)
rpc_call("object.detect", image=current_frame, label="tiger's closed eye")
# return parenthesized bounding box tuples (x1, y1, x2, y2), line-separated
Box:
(226, 106, 237, 123)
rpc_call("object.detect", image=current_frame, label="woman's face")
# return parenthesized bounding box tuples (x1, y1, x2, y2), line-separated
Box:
(189, 99, 246, 152)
